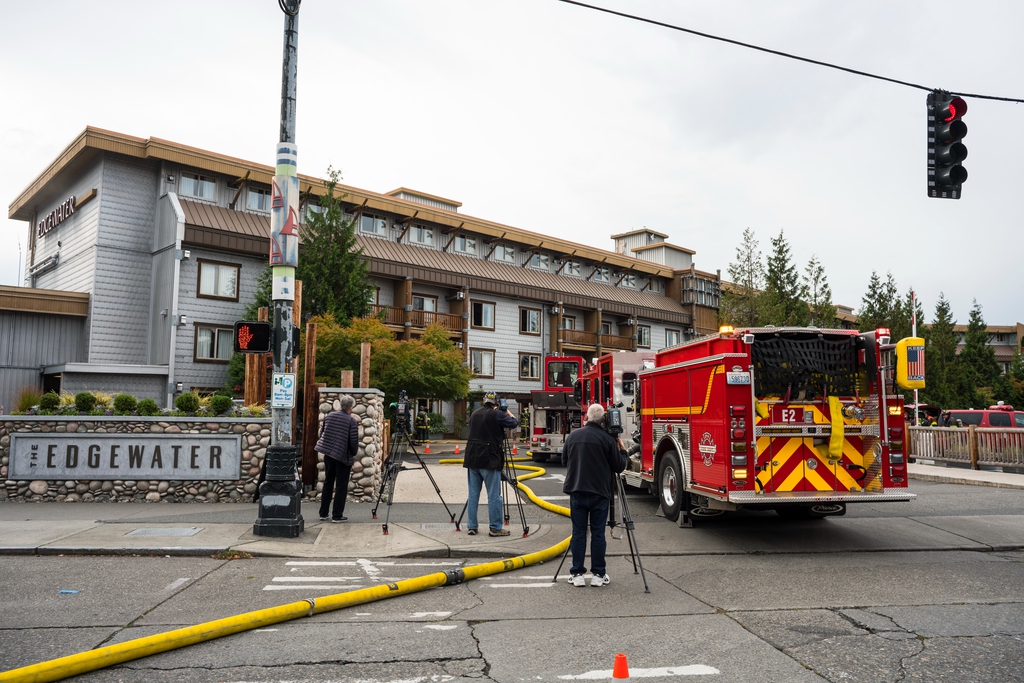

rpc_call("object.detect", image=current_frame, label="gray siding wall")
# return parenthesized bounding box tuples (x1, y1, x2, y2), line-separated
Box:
(466, 294, 546, 397)
(173, 247, 265, 393)
(0, 311, 86, 412)
(89, 156, 160, 365)
(60, 372, 166, 403)
(31, 158, 103, 296)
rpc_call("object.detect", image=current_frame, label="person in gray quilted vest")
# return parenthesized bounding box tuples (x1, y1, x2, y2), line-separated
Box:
(316, 396, 359, 522)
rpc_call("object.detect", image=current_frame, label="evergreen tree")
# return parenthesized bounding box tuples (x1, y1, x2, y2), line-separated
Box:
(802, 254, 836, 327)
(958, 300, 1001, 407)
(858, 271, 900, 333)
(297, 167, 373, 325)
(720, 228, 765, 327)
(762, 229, 809, 326)
(920, 293, 959, 408)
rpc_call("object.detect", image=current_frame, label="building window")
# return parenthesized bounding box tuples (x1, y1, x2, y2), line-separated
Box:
(520, 307, 541, 335)
(471, 348, 495, 378)
(601, 321, 612, 335)
(564, 261, 581, 277)
(494, 244, 515, 263)
(454, 235, 476, 254)
(529, 253, 549, 270)
(246, 187, 270, 212)
(181, 173, 215, 200)
(647, 279, 662, 294)
(413, 294, 437, 312)
(410, 225, 433, 246)
(637, 325, 651, 348)
(360, 214, 387, 236)
(195, 325, 234, 362)
(471, 301, 495, 329)
(620, 274, 636, 288)
(305, 203, 325, 220)
(197, 260, 240, 301)
(666, 329, 681, 347)
(563, 316, 576, 330)
(519, 353, 541, 380)
(593, 267, 610, 283)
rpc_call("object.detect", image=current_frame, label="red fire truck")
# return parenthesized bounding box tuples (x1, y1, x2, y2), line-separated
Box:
(575, 350, 657, 438)
(527, 356, 585, 463)
(622, 326, 917, 525)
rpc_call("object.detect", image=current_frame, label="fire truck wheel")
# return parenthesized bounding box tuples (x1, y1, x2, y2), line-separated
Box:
(657, 450, 683, 522)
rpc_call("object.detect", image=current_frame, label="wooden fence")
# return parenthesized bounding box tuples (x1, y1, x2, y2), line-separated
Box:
(909, 426, 1024, 470)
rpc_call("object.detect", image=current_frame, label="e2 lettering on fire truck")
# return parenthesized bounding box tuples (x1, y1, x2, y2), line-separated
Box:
(605, 326, 923, 525)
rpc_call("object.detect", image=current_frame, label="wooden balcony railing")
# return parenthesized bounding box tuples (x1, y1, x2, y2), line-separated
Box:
(562, 329, 597, 347)
(372, 305, 462, 333)
(602, 334, 634, 350)
(409, 309, 462, 332)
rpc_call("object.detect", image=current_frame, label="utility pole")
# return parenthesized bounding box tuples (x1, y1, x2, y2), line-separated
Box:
(254, 0, 304, 537)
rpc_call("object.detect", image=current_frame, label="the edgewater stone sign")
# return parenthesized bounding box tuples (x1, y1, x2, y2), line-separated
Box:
(10, 433, 242, 480)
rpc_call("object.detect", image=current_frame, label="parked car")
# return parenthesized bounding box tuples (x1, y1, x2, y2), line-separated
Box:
(947, 404, 1024, 429)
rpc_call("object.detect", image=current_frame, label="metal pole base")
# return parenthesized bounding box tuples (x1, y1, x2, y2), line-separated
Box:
(253, 445, 305, 538)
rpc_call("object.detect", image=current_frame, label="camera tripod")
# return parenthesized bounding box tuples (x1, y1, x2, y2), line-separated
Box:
(372, 424, 458, 535)
(457, 429, 530, 537)
(551, 470, 650, 593)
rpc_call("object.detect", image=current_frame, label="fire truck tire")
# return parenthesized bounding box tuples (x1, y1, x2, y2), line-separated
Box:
(657, 450, 683, 522)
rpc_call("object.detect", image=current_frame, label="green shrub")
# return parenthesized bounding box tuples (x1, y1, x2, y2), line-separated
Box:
(210, 395, 234, 415)
(16, 386, 43, 412)
(137, 398, 160, 416)
(175, 392, 200, 413)
(74, 392, 97, 413)
(112, 393, 138, 414)
(38, 391, 61, 411)
(427, 412, 447, 434)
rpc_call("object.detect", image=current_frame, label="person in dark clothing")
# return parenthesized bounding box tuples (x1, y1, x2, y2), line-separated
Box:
(415, 410, 429, 444)
(463, 393, 519, 537)
(316, 395, 360, 522)
(561, 403, 627, 587)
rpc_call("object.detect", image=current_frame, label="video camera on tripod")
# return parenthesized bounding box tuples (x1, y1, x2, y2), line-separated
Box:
(389, 390, 413, 435)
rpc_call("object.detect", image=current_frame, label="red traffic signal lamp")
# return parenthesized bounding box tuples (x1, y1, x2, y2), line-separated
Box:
(233, 321, 272, 354)
(927, 91, 968, 199)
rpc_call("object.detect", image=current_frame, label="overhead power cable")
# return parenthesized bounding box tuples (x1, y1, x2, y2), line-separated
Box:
(557, 0, 1024, 104)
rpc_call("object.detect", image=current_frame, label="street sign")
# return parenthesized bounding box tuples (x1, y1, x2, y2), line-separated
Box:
(271, 373, 296, 409)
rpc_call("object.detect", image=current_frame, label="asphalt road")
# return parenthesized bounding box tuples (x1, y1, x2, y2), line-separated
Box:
(1, 470, 1023, 682)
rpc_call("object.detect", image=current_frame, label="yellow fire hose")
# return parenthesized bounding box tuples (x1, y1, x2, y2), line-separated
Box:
(0, 458, 570, 683)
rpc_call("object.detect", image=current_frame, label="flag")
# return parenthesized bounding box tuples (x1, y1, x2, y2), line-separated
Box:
(907, 345, 925, 380)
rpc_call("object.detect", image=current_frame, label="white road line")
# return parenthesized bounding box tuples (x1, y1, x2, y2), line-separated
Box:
(409, 612, 452, 618)
(162, 578, 191, 592)
(488, 583, 554, 588)
(558, 664, 720, 679)
(262, 585, 364, 591)
(286, 561, 357, 566)
(537, 474, 566, 482)
(423, 624, 458, 630)
(540, 495, 571, 500)
(253, 629, 279, 632)
(271, 577, 362, 582)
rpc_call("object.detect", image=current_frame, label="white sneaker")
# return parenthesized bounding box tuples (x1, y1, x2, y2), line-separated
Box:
(590, 573, 610, 587)
(570, 574, 586, 587)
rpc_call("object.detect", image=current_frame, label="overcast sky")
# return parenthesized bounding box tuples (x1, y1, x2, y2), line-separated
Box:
(2, 0, 1020, 326)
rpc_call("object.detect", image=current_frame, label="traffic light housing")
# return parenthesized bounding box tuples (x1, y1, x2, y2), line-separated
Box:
(233, 321, 272, 353)
(927, 91, 968, 199)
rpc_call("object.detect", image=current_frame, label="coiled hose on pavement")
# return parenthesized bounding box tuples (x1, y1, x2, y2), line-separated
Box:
(0, 458, 569, 683)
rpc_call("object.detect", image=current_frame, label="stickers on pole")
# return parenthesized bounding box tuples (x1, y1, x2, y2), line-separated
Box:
(269, 141, 299, 267)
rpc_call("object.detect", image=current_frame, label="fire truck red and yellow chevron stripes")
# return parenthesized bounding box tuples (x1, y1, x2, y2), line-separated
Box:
(755, 435, 869, 493)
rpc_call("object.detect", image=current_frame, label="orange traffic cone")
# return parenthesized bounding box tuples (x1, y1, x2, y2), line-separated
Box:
(454, 443, 460, 455)
(612, 653, 629, 679)
(424, 441, 431, 454)
(512, 445, 518, 456)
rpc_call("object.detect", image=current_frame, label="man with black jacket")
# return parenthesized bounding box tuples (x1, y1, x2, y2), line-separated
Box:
(561, 403, 628, 587)
(463, 393, 519, 537)
(315, 396, 360, 522)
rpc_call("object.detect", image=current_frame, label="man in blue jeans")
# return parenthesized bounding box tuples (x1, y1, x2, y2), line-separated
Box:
(561, 403, 628, 586)
(463, 393, 519, 537)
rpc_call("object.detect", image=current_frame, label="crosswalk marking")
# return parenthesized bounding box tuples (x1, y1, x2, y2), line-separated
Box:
(271, 577, 362, 582)
(263, 585, 364, 591)
(558, 664, 720, 679)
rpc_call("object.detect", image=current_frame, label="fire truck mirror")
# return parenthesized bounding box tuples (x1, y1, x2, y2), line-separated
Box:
(573, 380, 582, 406)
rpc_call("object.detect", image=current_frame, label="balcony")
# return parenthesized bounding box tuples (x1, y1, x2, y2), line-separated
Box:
(562, 329, 598, 347)
(371, 305, 462, 333)
(602, 334, 633, 351)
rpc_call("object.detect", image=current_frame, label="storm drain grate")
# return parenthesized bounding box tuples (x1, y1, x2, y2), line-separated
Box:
(420, 523, 458, 531)
(125, 527, 203, 537)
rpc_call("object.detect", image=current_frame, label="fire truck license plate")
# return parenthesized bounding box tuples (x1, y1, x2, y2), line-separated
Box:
(772, 406, 804, 423)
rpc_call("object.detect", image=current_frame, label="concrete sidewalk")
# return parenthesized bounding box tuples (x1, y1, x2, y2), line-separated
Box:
(1, 460, 1022, 559)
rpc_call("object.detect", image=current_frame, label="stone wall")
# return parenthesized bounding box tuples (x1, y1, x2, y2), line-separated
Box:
(0, 417, 271, 503)
(314, 388, 385, 502)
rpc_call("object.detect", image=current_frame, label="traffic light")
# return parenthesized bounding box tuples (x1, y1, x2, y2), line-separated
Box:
(927, 91, 968, 199)
(233, 321, 272, 353)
